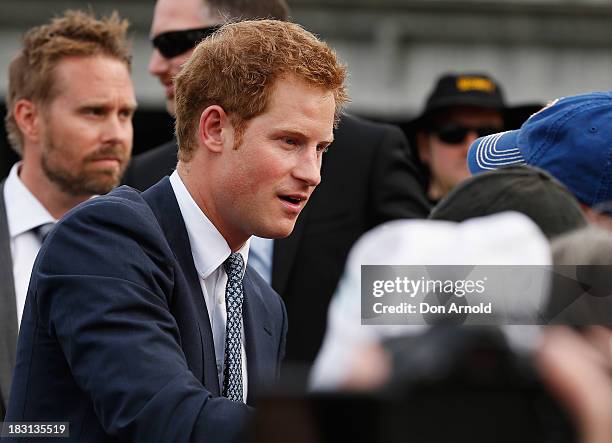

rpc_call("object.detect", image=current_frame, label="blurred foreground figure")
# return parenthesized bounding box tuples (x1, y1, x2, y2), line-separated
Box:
(329, 327, 611, 443)
(538, 327, 612, 443)
(6, 20, 347, 443)
(307, 217, 612, 442)
(0, 10, 135, 418)
(311, 212, 551, 390)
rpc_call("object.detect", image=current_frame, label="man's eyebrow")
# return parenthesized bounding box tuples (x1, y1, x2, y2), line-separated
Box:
(273, 128, 307, 138)
(78, 100, 138, 110)
(274, 128, 334, 144)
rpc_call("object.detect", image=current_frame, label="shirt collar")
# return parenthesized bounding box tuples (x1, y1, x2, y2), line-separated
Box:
(169, 171, 250, 279)
(3, 162, 56, 238)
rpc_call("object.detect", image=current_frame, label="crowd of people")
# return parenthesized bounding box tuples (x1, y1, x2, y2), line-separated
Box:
(0, 0, 610, 442)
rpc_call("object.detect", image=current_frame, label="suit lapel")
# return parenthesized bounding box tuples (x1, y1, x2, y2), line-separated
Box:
(0, 181, 17, 412)
(242, 269, 272, 405)
(142, 178, 220, 396)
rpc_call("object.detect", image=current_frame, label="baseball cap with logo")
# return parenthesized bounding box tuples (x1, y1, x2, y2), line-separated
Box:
(467, 91, 612, 207)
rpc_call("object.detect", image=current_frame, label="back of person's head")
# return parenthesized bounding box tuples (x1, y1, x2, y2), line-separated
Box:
(468, 91, 612, 208)
(5, 10, 131, 156)
(552, 225, 612, 265)
(206, 0, 289, 21)
(430, 165, 587, 239)
(548, 225, 612, 326)
(174, 19, 348, 162)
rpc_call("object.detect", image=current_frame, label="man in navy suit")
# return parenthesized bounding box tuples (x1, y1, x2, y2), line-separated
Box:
(123, 0, 431, 366)
(6, 20, 347, 442)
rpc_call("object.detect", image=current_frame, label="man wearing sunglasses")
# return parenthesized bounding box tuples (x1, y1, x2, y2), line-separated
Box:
(412, 73, 506, 203)
(122, 0, 289, 188)
(123, 0, 431, 367)
(149, 0, 290, 118)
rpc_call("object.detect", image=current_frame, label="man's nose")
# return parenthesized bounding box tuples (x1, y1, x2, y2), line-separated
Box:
(293, 149, 322, 187)
(463, 131, 480, 156)
(102, 114, 132, 147)
(148, 49, 169, 77)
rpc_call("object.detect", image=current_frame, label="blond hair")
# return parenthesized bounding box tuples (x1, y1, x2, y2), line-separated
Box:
(5, 10, 131, 155)
(174, 19, 348, 161)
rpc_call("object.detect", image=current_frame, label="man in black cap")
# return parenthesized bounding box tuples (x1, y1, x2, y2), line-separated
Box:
(412, 72, 506, 203)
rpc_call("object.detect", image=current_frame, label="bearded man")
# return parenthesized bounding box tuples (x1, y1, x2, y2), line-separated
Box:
(0, 10, 136, 417)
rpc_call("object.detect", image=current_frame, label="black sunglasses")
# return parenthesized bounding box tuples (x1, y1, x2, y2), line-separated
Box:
(433, 124, 502, 145)
(152, 25, 222, 59)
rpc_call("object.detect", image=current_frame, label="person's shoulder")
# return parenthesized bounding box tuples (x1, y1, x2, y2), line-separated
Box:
(123, 139, 178, 190)
(132, 139, 177, 166)
(59, 186, 157, 237)
(30, 185, 172, 294)
(332, 114, 406, 155)
(337, 113, 402, 138)
(70, 185, 146, 213)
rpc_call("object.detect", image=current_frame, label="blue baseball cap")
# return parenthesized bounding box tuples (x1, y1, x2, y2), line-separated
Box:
(467, 91, 612, 207)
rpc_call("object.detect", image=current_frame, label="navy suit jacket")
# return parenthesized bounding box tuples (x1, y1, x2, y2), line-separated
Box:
(5, 178, 287, 442)
(123, 115, 430, 364)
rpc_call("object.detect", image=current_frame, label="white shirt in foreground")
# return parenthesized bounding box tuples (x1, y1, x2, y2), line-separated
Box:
(310, 212, 552, 390)
(170, 171, 249, 402)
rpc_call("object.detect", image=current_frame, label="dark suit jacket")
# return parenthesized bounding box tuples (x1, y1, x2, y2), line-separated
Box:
(122, 138, 178, 191)
(0, 182, 18, 419)
(123, 114, 430, 363)
(6, 178, 287, 443)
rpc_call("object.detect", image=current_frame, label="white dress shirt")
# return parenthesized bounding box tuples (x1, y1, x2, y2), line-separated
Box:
(170, 171, 249, 402)
(4, 162, 55, 327)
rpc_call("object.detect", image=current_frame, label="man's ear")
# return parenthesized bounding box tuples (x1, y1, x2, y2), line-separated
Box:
(197, 105, 233, 153)
(13, 99, 41, 144)
(416, 130, 431, 164)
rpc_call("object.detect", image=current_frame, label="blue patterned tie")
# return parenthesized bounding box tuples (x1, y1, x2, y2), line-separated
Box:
(222, 252, 245, 402)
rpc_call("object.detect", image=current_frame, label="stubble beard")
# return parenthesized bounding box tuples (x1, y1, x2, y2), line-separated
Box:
(41, 135, 129, 197)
